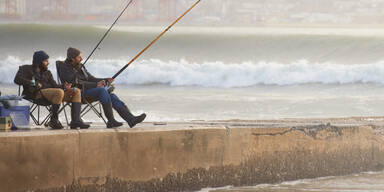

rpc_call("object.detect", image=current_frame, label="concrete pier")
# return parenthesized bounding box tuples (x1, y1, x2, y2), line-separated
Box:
(1, 117, 384, 192)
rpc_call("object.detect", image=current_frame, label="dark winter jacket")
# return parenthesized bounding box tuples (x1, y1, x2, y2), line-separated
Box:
(57, 59, 107, 90)
(14, 65, 61, 99)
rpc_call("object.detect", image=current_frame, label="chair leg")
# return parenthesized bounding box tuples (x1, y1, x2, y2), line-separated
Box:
(80, 105, 92, 118)
(81, 101, 107, 125)
(42, 113, 51, 126)
(34, 105, 47, 126)
(43, 103, 71, 127)
(90, 103, 107, 124)
(30, 104, 39, 125)
(37, 105, 40, 125)
(94, 103, 107, 124)
(41, 106, 53, 126)
(30, 103, 67, 127)
(62, 103, 70, 126)
(89, 102, 107, 125)
(98, 103, 107, 124)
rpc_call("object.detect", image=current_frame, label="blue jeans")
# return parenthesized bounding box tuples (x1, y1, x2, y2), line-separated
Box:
(83, 87, 125, 110)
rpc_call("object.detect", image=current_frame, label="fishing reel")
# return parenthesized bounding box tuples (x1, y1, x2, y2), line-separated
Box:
(105, 81, 115, 93)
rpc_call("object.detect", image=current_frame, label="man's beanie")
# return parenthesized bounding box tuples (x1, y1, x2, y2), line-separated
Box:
(32, 51, 49, 65)
(67, 47, 81, 59)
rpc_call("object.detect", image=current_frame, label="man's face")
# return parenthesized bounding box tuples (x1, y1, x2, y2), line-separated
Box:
(40, 59, 49, 71)
(72, 53, 83, 64)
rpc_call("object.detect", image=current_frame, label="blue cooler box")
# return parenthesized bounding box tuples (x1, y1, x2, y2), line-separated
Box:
(0, 98, 30, 129)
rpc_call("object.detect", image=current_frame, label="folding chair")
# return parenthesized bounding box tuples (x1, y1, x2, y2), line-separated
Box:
(17, 85, 67, 126)
(55, 61, 107, 125)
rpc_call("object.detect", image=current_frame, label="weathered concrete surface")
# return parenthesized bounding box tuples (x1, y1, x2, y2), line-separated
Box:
(1, 119, 384, 192)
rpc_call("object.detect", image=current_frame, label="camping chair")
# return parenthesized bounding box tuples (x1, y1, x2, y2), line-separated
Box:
(17, 85, 67, 126)
(55, 61, 107, 125)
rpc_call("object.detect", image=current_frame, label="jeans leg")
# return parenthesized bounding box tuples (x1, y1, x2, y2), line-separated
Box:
(83, 87, 111, 104)
(110, 93, 125, 110)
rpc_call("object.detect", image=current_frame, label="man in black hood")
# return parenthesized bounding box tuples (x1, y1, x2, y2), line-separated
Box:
(58, 47, 146, 128)
(14, 51, 90, 129)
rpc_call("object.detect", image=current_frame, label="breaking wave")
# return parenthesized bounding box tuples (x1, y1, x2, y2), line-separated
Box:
(2, 56, 384, 87)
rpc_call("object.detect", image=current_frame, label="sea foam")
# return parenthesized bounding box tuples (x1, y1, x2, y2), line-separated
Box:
(2, 56, 384, 87)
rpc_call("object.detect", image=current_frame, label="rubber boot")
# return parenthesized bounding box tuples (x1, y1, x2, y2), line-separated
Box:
(70, 103, 90, 129)
(102, 103, 123, 128)
(47, 104, 63, 129)
(116, 105, 146, 128)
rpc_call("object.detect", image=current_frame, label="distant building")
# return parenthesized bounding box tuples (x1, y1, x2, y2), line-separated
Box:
(3, 0, 384, 26)
(0, 0, 26, 18)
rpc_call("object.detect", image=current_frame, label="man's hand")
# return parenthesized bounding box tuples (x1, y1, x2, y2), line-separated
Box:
(107, 78, 114, 84)
(65, 88, 74, 96)
(64, 82, 74, 96)
(37, 83, 42, 88)
(64, 82, 72, 90)
(97, 80, 106, 87)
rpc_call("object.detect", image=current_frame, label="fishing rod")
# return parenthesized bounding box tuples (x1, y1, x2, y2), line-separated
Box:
(83, 0, 133, 66)
(112, 0, 202, 79)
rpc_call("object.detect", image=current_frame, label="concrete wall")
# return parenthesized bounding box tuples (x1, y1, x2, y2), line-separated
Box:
(0, 124, 384, 192)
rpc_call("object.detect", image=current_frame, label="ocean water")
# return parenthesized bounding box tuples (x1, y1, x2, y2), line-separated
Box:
(200, 171, 384, 192)
(3, 83, 384, 122)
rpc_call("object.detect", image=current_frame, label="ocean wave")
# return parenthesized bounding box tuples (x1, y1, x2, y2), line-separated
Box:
(3, 56, 384, 87)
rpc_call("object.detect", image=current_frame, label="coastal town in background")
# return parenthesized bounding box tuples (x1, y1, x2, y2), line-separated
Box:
(0, 0, 384, 26)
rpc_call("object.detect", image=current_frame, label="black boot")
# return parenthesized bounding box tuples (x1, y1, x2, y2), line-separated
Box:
(116, 105, 146, 128)
(47, 104, 63, 130)
(102, 103, 123, 128)
(70, 103, 90, 129)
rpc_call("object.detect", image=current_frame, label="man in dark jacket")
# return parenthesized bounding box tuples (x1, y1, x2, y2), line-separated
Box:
(58, 47, 146, 128)
(14, 51, 90, 129)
